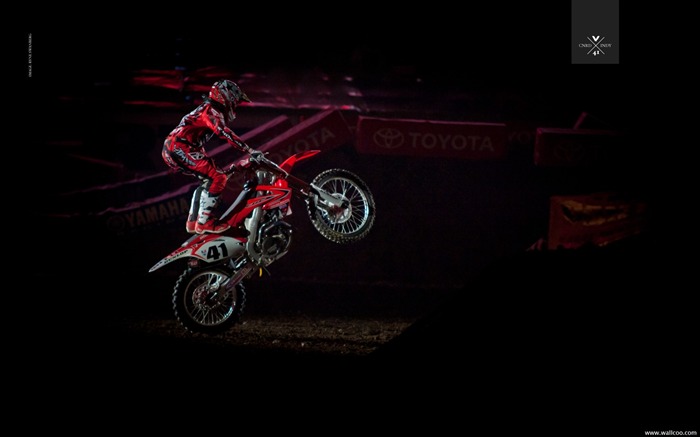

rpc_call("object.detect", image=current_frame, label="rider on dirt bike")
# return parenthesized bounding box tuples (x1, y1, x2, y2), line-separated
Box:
(161, 79, 262, 235)
(149, 147, 377, 334)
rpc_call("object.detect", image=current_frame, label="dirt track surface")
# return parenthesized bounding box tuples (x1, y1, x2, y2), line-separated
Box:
(98, 279, 452, 362)
(116, 314, 412, 357)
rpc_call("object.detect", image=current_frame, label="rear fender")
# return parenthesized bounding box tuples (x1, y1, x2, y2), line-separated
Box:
(148, 234, 246, 272)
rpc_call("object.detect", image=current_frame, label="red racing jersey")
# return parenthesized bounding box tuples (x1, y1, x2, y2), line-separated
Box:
(167, 101, 249, 153)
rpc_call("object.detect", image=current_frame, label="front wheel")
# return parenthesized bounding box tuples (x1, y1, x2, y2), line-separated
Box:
(307, 168, 376, 244)
(172, 267, 246, 334)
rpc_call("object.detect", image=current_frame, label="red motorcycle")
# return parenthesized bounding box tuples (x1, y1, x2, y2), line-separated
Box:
(148, 150, 376, 334)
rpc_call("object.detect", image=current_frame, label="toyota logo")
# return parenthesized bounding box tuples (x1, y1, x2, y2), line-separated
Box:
(372, 128, 404, 149)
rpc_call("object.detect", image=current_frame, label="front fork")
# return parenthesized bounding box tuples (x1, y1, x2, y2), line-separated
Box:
(221, 256, 256, 293)
(306, 184, 350, 225)
(310, 183, 348, 209)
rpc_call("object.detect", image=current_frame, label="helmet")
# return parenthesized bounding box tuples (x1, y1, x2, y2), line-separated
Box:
(209, 80, 251, 106)
(208, 80, 251, 121)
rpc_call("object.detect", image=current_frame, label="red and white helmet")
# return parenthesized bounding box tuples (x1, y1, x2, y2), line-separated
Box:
(209, 80, 251, 121)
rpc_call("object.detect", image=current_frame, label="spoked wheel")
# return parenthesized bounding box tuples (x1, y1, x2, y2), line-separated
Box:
(172, 268, 246, 334)
(307, 168, 376, 244)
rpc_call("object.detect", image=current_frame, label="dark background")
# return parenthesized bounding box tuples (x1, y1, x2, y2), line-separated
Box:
(14, 5, 696, 433)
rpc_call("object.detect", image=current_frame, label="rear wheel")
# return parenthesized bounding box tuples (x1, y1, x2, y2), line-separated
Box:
(307, 168, 376, 244)
(172, 267, 246, 334)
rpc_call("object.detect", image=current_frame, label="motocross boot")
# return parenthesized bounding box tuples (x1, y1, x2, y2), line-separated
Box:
(196, 219, 230, 234)
(186, 218, 198, 234)
(186, 186, 203, 234)
(195, 190, 230, 234)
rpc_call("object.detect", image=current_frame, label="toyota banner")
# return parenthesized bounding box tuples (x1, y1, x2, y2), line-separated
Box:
(356, 116, 507, 160)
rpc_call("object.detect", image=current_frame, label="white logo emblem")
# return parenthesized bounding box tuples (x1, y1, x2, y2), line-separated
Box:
(578, 35, 613, 57)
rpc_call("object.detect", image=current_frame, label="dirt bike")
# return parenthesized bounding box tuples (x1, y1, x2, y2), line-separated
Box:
(148, 150, 376, 334)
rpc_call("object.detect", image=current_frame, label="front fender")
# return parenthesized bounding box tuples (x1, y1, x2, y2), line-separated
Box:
(148, 234, 246, 272)
(279, 150, 321, 173)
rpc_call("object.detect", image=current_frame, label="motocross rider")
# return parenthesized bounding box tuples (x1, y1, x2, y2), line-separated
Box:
(162, 79, 262, 234)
